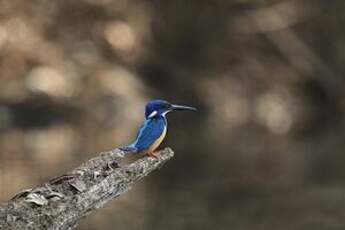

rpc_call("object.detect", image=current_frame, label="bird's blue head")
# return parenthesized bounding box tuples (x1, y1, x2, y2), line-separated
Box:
(145, 99, 196, 119)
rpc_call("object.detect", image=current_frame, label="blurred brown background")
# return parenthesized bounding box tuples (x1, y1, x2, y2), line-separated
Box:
(1, 0, 345, 229)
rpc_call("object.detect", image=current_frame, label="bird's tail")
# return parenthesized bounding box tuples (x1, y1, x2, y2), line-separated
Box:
(119, 145, 138, 154)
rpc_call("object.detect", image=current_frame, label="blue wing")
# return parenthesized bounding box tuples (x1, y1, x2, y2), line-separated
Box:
(131, 118, 166, 152)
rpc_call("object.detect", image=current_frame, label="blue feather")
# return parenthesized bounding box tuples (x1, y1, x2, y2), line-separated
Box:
(119, 146, 138, 153)
(132, 117, 167, 152)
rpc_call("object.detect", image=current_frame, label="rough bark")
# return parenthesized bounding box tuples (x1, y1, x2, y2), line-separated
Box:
(0, 148, 174, 230)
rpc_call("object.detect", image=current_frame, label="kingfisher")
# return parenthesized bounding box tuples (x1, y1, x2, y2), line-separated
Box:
(120, 99, 196, 158)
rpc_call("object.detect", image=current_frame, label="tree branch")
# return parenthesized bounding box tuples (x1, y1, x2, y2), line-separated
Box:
(0, 148, 174, 230)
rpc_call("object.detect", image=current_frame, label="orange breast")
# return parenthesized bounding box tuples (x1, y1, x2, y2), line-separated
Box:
(148, 127, 167, 152)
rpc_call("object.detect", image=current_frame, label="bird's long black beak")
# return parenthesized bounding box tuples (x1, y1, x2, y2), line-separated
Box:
(171, 104, 197, 111)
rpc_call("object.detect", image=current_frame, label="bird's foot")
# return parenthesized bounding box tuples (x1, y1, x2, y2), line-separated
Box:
(146, 151, 161, 160)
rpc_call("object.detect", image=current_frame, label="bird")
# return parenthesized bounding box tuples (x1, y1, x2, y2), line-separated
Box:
(120, 99, 196, 158)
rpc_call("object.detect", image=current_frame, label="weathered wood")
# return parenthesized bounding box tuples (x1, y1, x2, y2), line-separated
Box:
(0, 148, 174, 230)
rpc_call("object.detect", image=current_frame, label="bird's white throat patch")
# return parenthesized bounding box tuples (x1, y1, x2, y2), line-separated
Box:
(162, 110, 172, 117)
